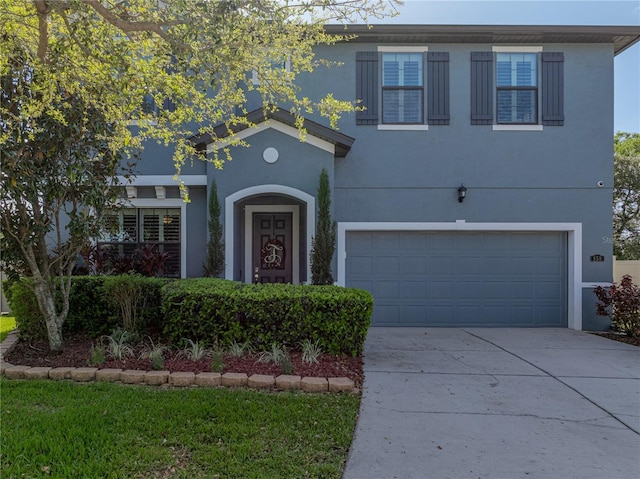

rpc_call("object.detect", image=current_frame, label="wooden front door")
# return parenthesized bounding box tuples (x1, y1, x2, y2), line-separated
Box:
(252, 213, 292, 283)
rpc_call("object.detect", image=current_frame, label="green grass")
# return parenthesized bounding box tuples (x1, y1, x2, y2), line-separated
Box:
(0, 379, 360, 478)
(0, 316, 16, 342)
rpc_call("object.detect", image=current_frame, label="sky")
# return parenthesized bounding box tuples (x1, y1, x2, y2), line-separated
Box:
(375, 0, 640, 133)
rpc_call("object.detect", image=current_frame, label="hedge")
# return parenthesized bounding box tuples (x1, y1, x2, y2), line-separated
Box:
(7, 276, 166, 340)
(162, 279, 373, 356)
(7, 276, 373, 356)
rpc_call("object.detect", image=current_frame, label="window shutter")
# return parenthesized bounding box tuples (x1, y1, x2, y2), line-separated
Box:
(356, 52, 379, 125)
(471, 52, 493, 125)
(427, 52, 450, 125)
(542, 52, 564, 126)
(163, 98, 176, 112)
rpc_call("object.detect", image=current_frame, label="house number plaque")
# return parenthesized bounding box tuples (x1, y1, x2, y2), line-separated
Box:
(590, 254, 605, 262)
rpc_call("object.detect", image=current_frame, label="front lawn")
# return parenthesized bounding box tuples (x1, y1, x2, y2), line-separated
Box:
(0, 316, 16, 342)
(1, 379, 360, 478)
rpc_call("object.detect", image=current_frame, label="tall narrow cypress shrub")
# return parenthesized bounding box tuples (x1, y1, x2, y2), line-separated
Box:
(310, 168, 336, 285)
(203, 179, 225, 277)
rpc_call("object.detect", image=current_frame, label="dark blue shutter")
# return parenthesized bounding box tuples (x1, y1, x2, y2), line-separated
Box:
(163, 98, 176, 112)
(427, 52, 450, 125)
(162, 55, 177, 113)
(356, 52, 379, 125)
(471, 52, 493, 125)
(542, 52, 564, 126)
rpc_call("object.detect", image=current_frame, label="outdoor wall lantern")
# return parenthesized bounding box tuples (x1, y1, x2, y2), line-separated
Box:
(457, 184, 467, 203)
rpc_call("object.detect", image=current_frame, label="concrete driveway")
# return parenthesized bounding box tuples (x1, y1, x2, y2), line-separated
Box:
(343, 328, 640, 479)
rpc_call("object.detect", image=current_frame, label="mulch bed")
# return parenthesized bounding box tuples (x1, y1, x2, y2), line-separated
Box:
(4, 334, 364, 387)
(6, 331, 636, 390)
(592, 332, 640, 347)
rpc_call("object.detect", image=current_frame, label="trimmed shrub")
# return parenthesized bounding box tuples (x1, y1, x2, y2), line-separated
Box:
(7, 276, 167, 341)
(162, 279, 372, 356)
(7, 278, 46, 341)
(161, 279, 246, 345)
(102, 274, 159, 334)
(66, 276, 119, 336)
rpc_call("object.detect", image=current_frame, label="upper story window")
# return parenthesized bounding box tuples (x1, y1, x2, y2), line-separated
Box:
(141, 93, 176, 116)
(356, 47, 449, 130)
(251, 56, 291, 86)
(496, 53, 538, 124)
(128, 93, 175, 126)
(382, 52, 423, 124)
(471, 47, 564, 130)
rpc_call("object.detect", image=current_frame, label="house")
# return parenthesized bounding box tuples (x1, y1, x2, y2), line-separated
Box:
(107, 24, 640, 331)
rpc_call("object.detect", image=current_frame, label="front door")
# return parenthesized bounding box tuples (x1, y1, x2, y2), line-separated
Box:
(252, 213, 292, 283)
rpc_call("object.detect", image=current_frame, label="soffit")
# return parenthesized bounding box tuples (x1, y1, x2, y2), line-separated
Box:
(325, 25, 640, 55)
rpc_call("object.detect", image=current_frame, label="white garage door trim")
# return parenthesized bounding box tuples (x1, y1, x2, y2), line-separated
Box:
(337, 220, 583, 330)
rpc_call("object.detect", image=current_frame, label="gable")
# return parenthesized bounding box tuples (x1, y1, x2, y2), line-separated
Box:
(191, 106, 355, 158)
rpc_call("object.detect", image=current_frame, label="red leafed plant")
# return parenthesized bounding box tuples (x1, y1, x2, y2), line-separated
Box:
(594, 275, 640, 338)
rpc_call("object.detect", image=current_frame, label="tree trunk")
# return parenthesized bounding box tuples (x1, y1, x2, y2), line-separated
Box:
(32, 279, 65, 352)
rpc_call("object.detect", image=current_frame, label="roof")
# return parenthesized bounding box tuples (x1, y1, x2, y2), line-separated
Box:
(324, 24, 640, 55)
(191, 107, 355, 158)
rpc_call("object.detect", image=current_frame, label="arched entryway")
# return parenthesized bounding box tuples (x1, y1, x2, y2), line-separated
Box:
(224, 185, 315, 284)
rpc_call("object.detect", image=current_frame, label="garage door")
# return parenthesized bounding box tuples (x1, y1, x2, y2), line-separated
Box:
(345, 231, 567, 327)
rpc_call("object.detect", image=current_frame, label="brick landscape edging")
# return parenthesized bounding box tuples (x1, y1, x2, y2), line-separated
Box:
(0, 331, 356, 393)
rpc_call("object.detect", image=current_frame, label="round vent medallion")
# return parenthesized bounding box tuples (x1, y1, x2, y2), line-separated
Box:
(263, 147, 279, 164)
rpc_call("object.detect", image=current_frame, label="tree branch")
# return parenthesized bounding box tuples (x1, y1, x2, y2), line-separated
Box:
(33, 0, 49, 61)
(82, 0, 189, 50)
(52, 3, 93, 59)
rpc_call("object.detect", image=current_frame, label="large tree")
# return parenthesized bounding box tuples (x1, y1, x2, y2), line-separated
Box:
(613, 132, 640, 260)
(1, 0, 399, 191)
(0, 0, 398, 351)
(1, 48, 129, 351)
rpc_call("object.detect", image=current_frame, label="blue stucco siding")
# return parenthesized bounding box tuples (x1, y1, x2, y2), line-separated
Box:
(208, 127, 335, 220)
(207, 127, 335, 283)
(185, 186, 207, 277)
(305, 42, 615, 289)
(130, 139, 207, 177)
(125, 31, 624, 328)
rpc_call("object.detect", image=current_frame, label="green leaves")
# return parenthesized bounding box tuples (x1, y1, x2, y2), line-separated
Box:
(614, 133, 640, 259)
(594, 274, 640, 337)
(310, 168, 336, 285)
(1, 0, 399, 174)
(161, 279, 373, 355)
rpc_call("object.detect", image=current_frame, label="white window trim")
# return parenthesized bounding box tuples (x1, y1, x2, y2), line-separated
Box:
(378, 45, 429, 129)
(378, 124, 429, 131)
(493, 125, 544, 131)
(492, 46, 543, 129)
(492, 46, 543, 53)
(122, 198, 187, 278)
(378, 46, 429, 53)
(251, 57, 291, 86)
(127, 119, 158, 127)
(336, 220, 583, 331)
